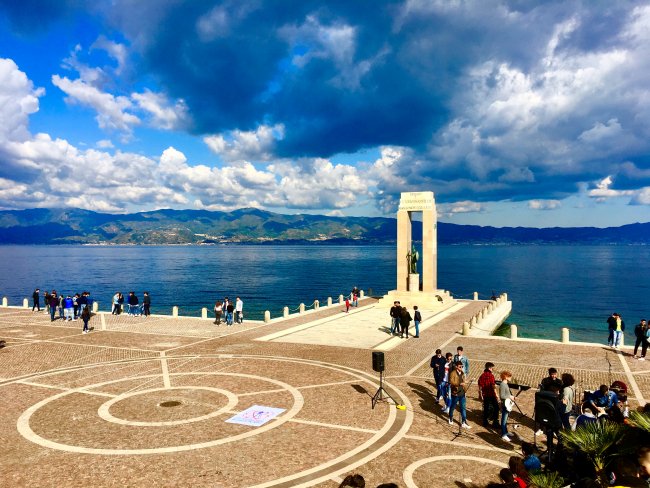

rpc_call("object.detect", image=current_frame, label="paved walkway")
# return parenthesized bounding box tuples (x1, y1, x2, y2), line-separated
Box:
(0, 302, 646, 488)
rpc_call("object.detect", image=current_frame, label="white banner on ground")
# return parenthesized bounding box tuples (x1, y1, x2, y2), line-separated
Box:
(225, 405, 286, 427)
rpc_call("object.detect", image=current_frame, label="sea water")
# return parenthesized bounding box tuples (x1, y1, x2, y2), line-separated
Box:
(0, 244, 648, 343)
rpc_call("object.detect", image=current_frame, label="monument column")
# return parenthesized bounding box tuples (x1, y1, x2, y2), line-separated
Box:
(422, 205, 437, 292)
(396, 209, 411, 292)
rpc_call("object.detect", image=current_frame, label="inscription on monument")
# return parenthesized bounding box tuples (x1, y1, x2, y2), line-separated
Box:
(398, 191, 435, 211)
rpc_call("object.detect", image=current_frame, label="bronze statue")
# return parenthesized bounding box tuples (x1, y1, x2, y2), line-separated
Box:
(407, 244, 419, 274)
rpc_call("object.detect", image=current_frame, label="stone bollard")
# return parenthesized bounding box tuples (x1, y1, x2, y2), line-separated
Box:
(23, 298, 29, 308)
(470, 316, 477, 328)
(510, 324, 518, 339)
(473, 291, 478, 301)
(93, 301, 99, 313)
(283, 306, 289, 318)
(314, 300, 319, 310)
(368, 288, 373, 297)
(339, 294, 344, 304)
(462, 321, 470, 335)
(561, 327, 570, 343)
(481, 309, 487, 319)
(360, 290, 365, 299)
(100, 313, 107, 331)
(503, 293, 508, 301)
(2, 297, 7, 307)
(264, 310, 271, 323)
(201, 307, 208, 319)
(172, 306, 178, 317)
(327, 297, 332, 307)
(488, 303, 494, 312)
(299, 303, 305, 314)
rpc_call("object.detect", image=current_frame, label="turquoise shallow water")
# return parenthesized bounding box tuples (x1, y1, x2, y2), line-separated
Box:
(0, 244, 648, 343)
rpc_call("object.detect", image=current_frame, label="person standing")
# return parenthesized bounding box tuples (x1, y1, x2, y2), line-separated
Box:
(389, 301, 400, 335)
(48, 291, 58, 322)
(112, 292, 121, 315)
(413, 306, 421, 338)
(345, 297, 350, 313)
(143, 292, 151, 317)
(81, 305, 91, 334)
(78, 292, 88, 317)
(213, 301, 223, 325)
(612, 313, 625, 348)
(478, 362, 500, 428)
(540, 368, 563, 391)
(32, 288, 40, 312)
(63, 295, 74, 321)
(440, 352, 453, 414)
(560, 373, 575, 429)
(73, 293, 80, 319)
(57, 294, 65, 319)
(607, 312, 618, 347)
(127, 292, 139, 316)
(448, 361, 471, 429)
(226, 300, 235, 326)
(399, 307, 412, 339)
(453, 346, 470, 376)
(634, 319, 647, 358)
(235, 296, 243, 323)
(430, 349, 447, 403)
(641, 323, 650, 360)
(499, 370, 515, 442)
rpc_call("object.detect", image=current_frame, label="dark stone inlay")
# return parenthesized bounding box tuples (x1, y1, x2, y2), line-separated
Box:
(159, 400, 182, 408)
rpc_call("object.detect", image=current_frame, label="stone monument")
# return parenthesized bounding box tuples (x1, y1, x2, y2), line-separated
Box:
(378, 191, 455, 309)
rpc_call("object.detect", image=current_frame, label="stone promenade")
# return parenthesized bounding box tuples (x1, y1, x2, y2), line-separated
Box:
(0, 299, 645, 487)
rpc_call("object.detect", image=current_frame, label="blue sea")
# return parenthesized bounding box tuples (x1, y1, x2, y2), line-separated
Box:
(0, 244, 648, 343)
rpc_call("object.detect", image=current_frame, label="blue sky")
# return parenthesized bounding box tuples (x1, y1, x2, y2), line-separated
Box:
(1, 1, 650, 227)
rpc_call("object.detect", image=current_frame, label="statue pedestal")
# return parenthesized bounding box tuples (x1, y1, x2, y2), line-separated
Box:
(408, 273, 419, 292)
(376, 288, 455, 310)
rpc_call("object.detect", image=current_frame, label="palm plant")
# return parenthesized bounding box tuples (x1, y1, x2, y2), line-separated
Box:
(560, 421, 629, 486)
(627, 410, 650, 434)
(528, 470, 565, 488)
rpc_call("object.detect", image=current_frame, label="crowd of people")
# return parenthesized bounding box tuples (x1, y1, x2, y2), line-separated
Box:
(111, 291, 151, 317)
(213, 296, 243, 326)
(428, 345, 649, 486)
(31, 288, 94, 333)
(388, 301, 422, 338)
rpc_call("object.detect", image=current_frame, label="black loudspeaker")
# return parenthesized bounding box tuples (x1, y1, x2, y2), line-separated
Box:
(534, 391, 562, 431)
(372, 351, 385, 372)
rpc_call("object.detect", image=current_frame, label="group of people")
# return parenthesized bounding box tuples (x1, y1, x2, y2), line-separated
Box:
(430, 346, 471, 428)
(112, 291, 151, 317)
(213, 296, 243, 326)
(32, 288, 93, 333)
(388, 301, 422, 338)
(606, 312, 650, 360)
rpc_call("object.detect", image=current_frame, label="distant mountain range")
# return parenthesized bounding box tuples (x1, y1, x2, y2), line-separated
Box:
(0, 208, 648, 245)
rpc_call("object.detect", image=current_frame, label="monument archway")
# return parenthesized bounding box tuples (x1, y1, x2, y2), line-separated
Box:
(379, 191, 454, 310)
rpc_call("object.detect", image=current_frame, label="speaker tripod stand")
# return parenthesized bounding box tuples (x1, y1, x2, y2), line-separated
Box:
(371, 370, 398, 409)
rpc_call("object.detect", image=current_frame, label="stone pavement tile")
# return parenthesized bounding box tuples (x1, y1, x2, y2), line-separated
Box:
(56, 330, 203, 351)
(0, 324, 83, 341)
(0, 342, 156, 380)
(334, 437, 511, 488)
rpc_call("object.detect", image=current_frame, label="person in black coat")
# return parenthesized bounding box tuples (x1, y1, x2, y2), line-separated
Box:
(32, 288, 40, 312)
(430, 349, 447, 403)
(399, 307, 412, 339)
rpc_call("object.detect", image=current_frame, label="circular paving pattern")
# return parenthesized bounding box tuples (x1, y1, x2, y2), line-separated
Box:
(12, 354, 411, 488)
(17, 368, 304, 454)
